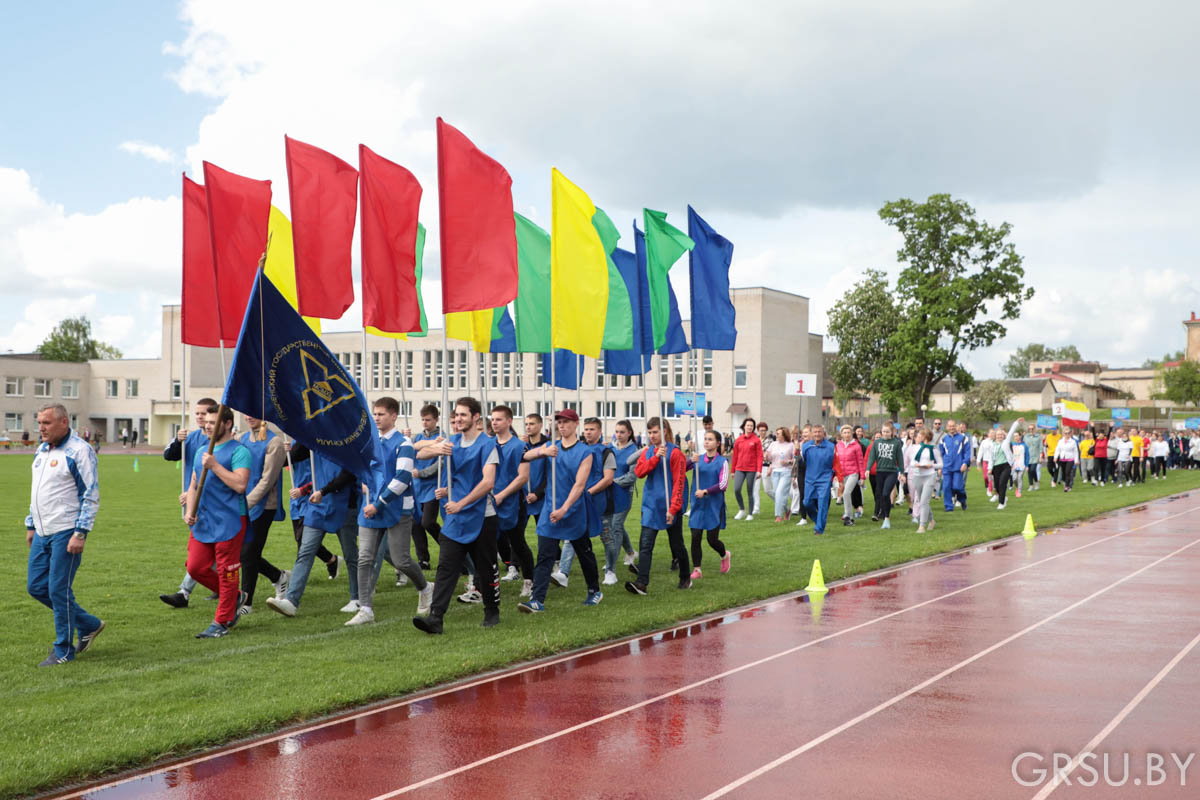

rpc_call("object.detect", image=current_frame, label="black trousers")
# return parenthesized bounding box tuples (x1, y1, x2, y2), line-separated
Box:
(502, 514, 535, 579)
(292, 518, 334, 565)
(410, 499, 439, 565)
(637, 519, 689, 586)
(1059, 461, 1076, 489)
(1027, 462, 1040, 486)
(873, 472, 899, 520)
(991, 463, 1012, 504)
(428, 518, 499, 622)
(1047, 456, 1058, 482)
(242, 513, 282, 603)
(690, 527, 726, 567)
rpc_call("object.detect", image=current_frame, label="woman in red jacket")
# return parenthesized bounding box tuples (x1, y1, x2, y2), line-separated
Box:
(731, 418, 763, 521)
(835, 425, 866, 525)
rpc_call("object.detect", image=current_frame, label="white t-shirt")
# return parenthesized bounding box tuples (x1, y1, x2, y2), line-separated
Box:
(1116, 440, 1134, 463)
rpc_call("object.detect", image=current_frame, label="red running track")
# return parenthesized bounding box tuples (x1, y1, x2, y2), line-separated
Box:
(48, 494, 1200, 800)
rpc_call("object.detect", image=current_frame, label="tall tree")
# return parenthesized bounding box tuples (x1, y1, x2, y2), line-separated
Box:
(956, 379, 1015, 423)
(36, 315, 122, 362)
(1002, 343, 1082, 378)
(1156, 361, 1200, 406)
(874, 194, 1032, 412)
(825, 269, 901, 411)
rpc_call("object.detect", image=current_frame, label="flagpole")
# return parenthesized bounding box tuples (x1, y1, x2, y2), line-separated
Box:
(442, 329, 451, 502)
(550, 350, 557, 500)
(361, 329, 369, 400)
(692, 348, 699, 457)
(180, 341, 188, 495)
(602, 359, 608, 442)
(479, 349, 489, 417)
(656, 353, 667, 493)
(641, 360, 648, 442)
(518, 355, 525, 422)
(395, 339, 409, 430)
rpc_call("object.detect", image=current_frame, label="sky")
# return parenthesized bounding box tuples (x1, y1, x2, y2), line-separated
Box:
(2, 0, 1198, 376)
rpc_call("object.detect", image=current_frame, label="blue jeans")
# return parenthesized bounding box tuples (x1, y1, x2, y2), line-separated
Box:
(598, 512, 621, 572)
(28, 530, 100, 659)
(561, 513, 615, 575)
(287, 515, 360, 608)
(611, 509, 633, 559)
(772, 468, 791, 516)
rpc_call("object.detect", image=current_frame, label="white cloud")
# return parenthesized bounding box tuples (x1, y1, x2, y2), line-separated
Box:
(118, 140, 179, 165)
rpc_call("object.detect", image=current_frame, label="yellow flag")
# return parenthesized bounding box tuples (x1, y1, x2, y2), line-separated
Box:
(550, 168, 608, 358)
(445, 309, 495, 352)
(264, 206, 321, 335)
(365, 326, 407, 340)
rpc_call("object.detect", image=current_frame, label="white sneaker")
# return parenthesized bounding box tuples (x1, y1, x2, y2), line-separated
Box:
(795, 517, 807, 526)
(345, 607, 375, 626)
(734, 510, 746, 520)
(602, 569, 618, 586)
(550, 570, 569, 588)
(416, 584, 433, 616)
(520, 578, 533, 598)
(997, 503, 1006, 510)
(1050, 482, 1056, 488)
(989, 494, 999, 503)
(329, 555, 344, 579)
(745, 515, 754, 522)
(273, 569, 291, 600)
(623, 552, 637, 567)
(457, 589, 482, 604)
(500, 565, 519, 582)
(395, 572, 409, 587)
(339, 599, 361, 613)
(266, 596, 297, 617)
(236, 604, 253, 617)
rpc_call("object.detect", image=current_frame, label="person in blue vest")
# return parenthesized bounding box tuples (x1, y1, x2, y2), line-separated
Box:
(937, 419, 973, 512)
(182, 405, 251, 638)
(800, 424, 837, 535)
(409, 404, 443, 571)
(489, 405, 533, 599)
(236, 415, 290, 616)
(606, 419, 640, 583)
(518, 408, 603, 612)
(266, 448, 361, 619)
(552, 417, 615, 589)
(689, 430, 732, 579)
(412, 396, 500, 634)
(285, 443, 341, 580)
(626, 417, 691, 595)
(159, 397, 216, 609)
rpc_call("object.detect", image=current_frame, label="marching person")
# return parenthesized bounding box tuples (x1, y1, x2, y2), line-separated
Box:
(409, 404, 443, 572)
(730, 418, 762, 521)
(490, 405, 534, 598)
(689, 430, 731, 579)
(25, 403, 103, 665)
(607, 419, 640, 579)
(625, 417, 691, 595)
(236, 415, 290, 616)
(159, 398, 217, 608)
(909, 429, 941, 532)
(937, 419, 972, 511)
(183, 405, 251, 639)
(800, 424, 837, 535)
(835, 424, 865, 526)
(553, 417, 616, 588)
(867, 422, 904, 529)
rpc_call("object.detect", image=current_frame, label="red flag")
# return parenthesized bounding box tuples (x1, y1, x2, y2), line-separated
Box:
(436, 117, 518, 313)
(181, 175, 222, 347)
(202, 161, 271, 344)
(284, 136, 358, 320)
(360, 145, 423, 333)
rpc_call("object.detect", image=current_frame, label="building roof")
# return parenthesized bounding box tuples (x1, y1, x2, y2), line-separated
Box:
(931, 377, 1054, 394)
(726, 403, 749, 414)
(1045, 372, 1084, 385)
(1049, 361, 1102, 373)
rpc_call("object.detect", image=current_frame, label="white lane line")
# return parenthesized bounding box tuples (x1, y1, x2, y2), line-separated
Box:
(363, 510, 1200, 799)
(56, 499, 1195, 800)
(698, 537, 1200, 800)
(1031, 627, 1200, 800)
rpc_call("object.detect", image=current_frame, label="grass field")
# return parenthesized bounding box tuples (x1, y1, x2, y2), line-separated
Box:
(3, 453, 1198, 799)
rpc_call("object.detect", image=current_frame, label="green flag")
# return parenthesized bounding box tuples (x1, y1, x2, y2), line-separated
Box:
(514, 212, 551, 353)
(643, 209, 694, 350)
(593, 208, 633, 351)
(410, 223, 429, 337)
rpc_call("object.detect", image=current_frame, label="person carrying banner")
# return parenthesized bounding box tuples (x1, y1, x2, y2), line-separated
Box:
(689, 430, 731, 578)
(625, 417, 690, 595)
(159, 398, 217, 609)
(607, 419, 640, 582)
(409, 404, 443, 571)
(490, 405, 533, 598)
(236, 415, 290, 615)
(553, 417, 615, 587)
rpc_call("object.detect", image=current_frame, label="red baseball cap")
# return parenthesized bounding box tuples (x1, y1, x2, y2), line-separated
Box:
(554, 409, 580, 422)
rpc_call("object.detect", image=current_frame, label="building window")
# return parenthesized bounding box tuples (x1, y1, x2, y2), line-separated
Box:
(595, 357, 605, 390)
(509, 400, 523, 418)
(624, 401, 645, 419)
(402, 351, 412, 389)
(423, 351, 433, 390)
(34, 378, 52, 398)
(674, 355, 684, 388)
(63, 379, 80, 400)
(703, 351, 713, 388)
(536, 357, 544, 385)
(536, 400, 553, 418)
(596, 401, 616, 419)
(734, 365, 748, 389)
(105, 379, 118, 398)
(126, 379, 139, 398)
(502, 354, 512, 389)
(5, 377, 23, 397)
(382, 351, 392, 389)
(4, 412, 22, 431)
(70, 414, 78, 429)
(170, 379, 180, 400)
(457, 349, 468, 389)
(399, 400, 413, 418)
(564, 401, 579, 413)
(659, 357, 669, 387)
(661, 401, 675, 418)
(371, 352, 381, 390)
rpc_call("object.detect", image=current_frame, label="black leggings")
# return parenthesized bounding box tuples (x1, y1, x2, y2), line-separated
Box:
(242, 513, 282, 603)
(689, 527, 727, 567)
(1059, 461, 1076, 489)
(1153, 456, 1166, 477)
(502, 515, 535, 579)
(991, 463, 1012, 504)
(873, 472, 899, 519)
(410, 499, 440, 565)
(292, 518, 335, 565)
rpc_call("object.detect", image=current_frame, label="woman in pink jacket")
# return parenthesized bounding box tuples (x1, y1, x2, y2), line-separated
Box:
(835, 425, 866, 525)
(731, 418, 764, 521)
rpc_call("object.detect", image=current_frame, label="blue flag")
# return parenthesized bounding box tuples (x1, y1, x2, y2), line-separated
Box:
(687, 206, 736, 351)
(224, 271, 378, 486)
(539, 348, 586, 390)
(603, 243, 653, 376)
(492, 306, 517, 354)
(657, 281, 689, 356)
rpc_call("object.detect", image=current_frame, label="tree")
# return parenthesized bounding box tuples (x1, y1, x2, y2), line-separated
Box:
(825, 269, 901, 411)
(868, 194, 1032, 412)
(1141, 350, 1186, 370)
(956, 379, 1015, 423)
(1002, 343, 1082, 379)
(1156, 361, 1200, 406)
(36, 315, 122, 362)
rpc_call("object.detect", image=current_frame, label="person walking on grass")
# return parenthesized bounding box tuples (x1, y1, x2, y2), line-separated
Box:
(1092, 428, 1109, 486)
(409, 404, 444, 572)
(489, 406, 534, 598)
(1010, 431, 1028, 498)
(790, 424, 811, 526)
(689, 430, 732, 580)
(1054, 429, 1081, 492)
(160, 398, 220, 609)
(801, 424, 836, 535)
(1044, 427, 1061, 488)
(766, 427, 795, 522)
(607, 420, 640, 580)
(549, 416, 614, 589)
(347, 398, 432, 627)
(625, 417, 691, 595)
(978, 429, 996, 499)
(937, 419, 972, 511)
(909, 429, 941, 533)
(754, 421, 774, 516)
(235, 416, 290, 617)
(26, 403, 104, 665)
(731, 418, 762, 521)
(1023, 427, 1043, 491)
(988, 419, 1022, 510)
(1151, 431, 1169, 478)
(835, 425, 865, 526)
(867, 422, 903, 529)
(183, 406, 250, 639)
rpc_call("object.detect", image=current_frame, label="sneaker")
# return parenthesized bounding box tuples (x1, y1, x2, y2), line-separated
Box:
(583, 591, 603, 606)
(500, 565, 519, 582)
(519, 578, 533, 598)
(625, 581, 647, 596)
(917, 525, 926, 533)
(1064, 487, 1071, 493)
(76, 620, 106, 655)
(733, 510, 746, 520)
(412, 615, 443, 634)
(326, 556, 342, 580)
(236, 604, 253, 617)
(774, 516, 782, 523)
(273, 570, 291, 599)
(482, 608, 501, 627)
(419, 560, 432, 571)
(881, 519, 891, 530)
(691, 567, 703, 580)
(416, 583, 433, 615)
(628, 561, 640, 575)
(195, 622, 230, 639)
(677, 578, 692, 590)
(265, 596, 297, 617)
(1015, 488, 1022, 498)
(518, 600, 545, 613)
(457, 590, 483, 604)
(550, 570, 569, 588)
(159, 591, 189, 609)
(602, 570, 618, 586)
(842, 517, 851, 526)
(339, 599, 362, 613)
(38, 648, 74, 666)
(345, 607, 375, 626)
(1050, 481, 1056, 488)
(745, 515, 754, 522)
(670, 559, 679, 572)
(396, 572, 409, 587)
(720, 550, 732, 574)
(795, 518, 807, 526)
(989, 494, 999, 503)
(854, 510, 863, 519)
(997, 503, 1006, 510)
(623, 552, 637, 567)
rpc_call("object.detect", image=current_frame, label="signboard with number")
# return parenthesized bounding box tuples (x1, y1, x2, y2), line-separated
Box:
(1111, 408, 1131, 420)
(674, 391, 706, 417)
(784, 373, 817, 397)
(1051, 402, 1065, 417)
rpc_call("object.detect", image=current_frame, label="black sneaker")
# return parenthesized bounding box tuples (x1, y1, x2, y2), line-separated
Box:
(195, 622, 230, 638)
(38, 647, 73, 667)
(77, 620, 106, 655)
(413, 615, 444, 635)
(628, 562, 640, 575)
(677, 578, 692, 590)
(419, 560, 432, 571)
(326, 556, 341, 580)
(159, 591, 189, 609)
(481, 608, 500, 628)
(670, 558, 679, 572)
(225, 591, 249, 628)
(625, 581, 647, 596)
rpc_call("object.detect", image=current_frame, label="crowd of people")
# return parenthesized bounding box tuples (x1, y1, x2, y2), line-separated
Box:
(22, 394, 1200, 660)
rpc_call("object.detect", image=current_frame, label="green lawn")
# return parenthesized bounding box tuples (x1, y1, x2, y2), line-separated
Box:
(3, 454, 1198, 799)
